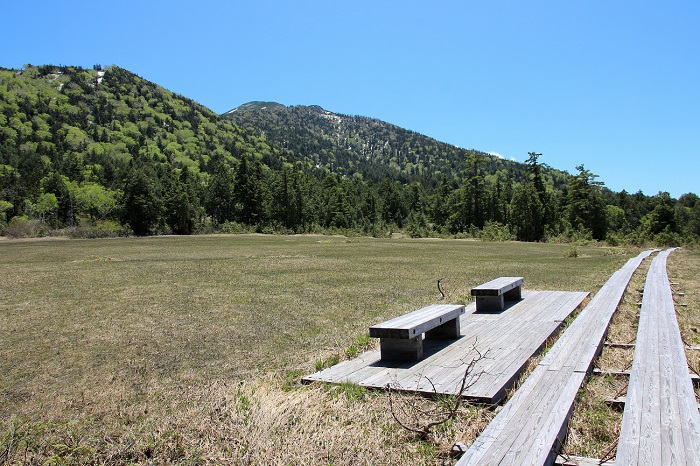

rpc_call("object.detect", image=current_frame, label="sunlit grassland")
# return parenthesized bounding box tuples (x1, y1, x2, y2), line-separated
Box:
(0, 235, 657, 464)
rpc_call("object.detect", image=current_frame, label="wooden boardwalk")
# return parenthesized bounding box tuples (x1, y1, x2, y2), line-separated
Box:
(303, 290, 588, 403)
(616, 249, 700, 465)
(457, 250, 654, 466)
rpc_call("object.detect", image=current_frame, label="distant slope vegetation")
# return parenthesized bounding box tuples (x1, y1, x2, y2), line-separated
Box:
(0, 64, 698, 243)
(0, 65, 271, 177)
(223, 101, 569, 189)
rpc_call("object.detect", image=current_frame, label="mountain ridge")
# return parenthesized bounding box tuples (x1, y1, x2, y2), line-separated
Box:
(222, 101, 568, 189)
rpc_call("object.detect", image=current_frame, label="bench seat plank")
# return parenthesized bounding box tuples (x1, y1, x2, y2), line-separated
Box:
(471, 276, 524, 297)
(369, 304, 465, 339)
(471, 277, 524, 312)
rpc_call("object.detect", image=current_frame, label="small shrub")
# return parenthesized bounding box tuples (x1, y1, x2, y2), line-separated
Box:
(283, 369, 305, 391)
(565, 246, 579, 258)
(219, 221, 245, 234)
(64, 220, 127, 238)
(314, 355, 341, 372)
(326, 355, 340, 367)
(653, 228, 682, 247)
(356, 334, 371, 350)
(326, 382, 366, 401)
(4, 216, 41, 238)
(479, 221, 512, 242)
(345, 344, 358, 358)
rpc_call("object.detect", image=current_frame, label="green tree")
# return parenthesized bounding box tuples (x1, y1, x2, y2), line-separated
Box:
(509, 182, 545, 241)
(526, 152, 546, 201)
(233, 153, 265, 226)
(605, 204, 629, 233)
(163, 166, 202, 234)
(321, 174, 351, 229)
(525, 151, 554, 227)
(378, 178, 407, 228)
(32, 192, 58, 223)
(640, 192, 676, 237)
(41, 172, 72, 225)
(465, 151, 487, 229)
(431, 176, 452, 228)
(71, 182, 118, 222)
(205, 162, 235, 224)
(0, 199, 12, 223)
(120, 166, 163, 235)
(567, 165, 607, 240)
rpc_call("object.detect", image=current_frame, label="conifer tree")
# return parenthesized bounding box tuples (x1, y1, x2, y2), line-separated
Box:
(509, 182, 545, 241)
(120, 165, 163, 235)
(567, 165, 607, 239)
(205, 162, 235, 224)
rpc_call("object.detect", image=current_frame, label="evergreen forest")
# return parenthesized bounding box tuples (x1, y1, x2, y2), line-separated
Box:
(1, 64, 698, 245)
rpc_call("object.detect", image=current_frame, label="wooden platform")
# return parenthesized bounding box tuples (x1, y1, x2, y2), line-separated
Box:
(303, 290, 588, 403)
(616, 249, 700, 465)
(457, 250, 654, 466)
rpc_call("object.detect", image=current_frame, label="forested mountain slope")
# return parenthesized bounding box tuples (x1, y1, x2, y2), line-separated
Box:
(223, 102, 570, 190)
(0, 64, 698, 243)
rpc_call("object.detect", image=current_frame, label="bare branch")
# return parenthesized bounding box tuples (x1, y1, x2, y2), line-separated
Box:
(385, 340, 489, 440)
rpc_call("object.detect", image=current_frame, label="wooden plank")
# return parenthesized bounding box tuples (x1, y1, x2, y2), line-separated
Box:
(617, 249, 700, 466)
(465, 293, 579, 401)
(593, 368, 700, 386)
(388, 291, 585, 401)
(541, 253, 650, 374)
(430, 291, 585, 402)
(519, 371, 587, 466)
(617, 250, 659, 463)
(470, 276, 524, 296)
(457, 367, 555, 465)
(369, 304, 465, 339)
(473, 368, 585, 465)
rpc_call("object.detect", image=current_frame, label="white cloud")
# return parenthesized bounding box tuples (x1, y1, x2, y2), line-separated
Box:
(488, 151, 518, 162)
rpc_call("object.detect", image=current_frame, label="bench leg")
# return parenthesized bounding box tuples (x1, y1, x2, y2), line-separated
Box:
(504, 285, 522, 301)
(425, 317, 461, 339)
(475, 295, 505, 312)
(380, 335, 423, 361)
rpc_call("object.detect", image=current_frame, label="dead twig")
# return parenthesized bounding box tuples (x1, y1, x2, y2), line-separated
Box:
(386, 341, 489, 440)
(437, 276, 447, 300)
(599, 437, 619, 463)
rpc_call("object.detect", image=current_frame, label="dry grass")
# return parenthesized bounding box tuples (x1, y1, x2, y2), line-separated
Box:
(563, 247, 700, 460)
(0, 235, 640, 464)
(669, 248, 700, 402)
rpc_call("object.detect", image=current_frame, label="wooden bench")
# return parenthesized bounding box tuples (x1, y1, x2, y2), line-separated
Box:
(369, 304, 465, 361)
(470, 277, 524, 312)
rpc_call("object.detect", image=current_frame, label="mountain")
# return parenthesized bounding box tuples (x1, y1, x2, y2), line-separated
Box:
(223, 102, 570, 190)
(0, 64, 278, 234)
(0, 64, 695, 243)
(225, 101, 287, 113)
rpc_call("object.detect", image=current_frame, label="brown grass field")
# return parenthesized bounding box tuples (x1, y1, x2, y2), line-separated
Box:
(0, 235, 697, 465)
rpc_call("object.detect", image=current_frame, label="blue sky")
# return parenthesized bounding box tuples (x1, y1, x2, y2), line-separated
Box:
(2, 1, 698, 197)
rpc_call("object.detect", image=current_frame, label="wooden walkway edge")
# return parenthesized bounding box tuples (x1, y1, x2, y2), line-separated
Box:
(457, 250, 655, 466)
(616, 249, 700, 465)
